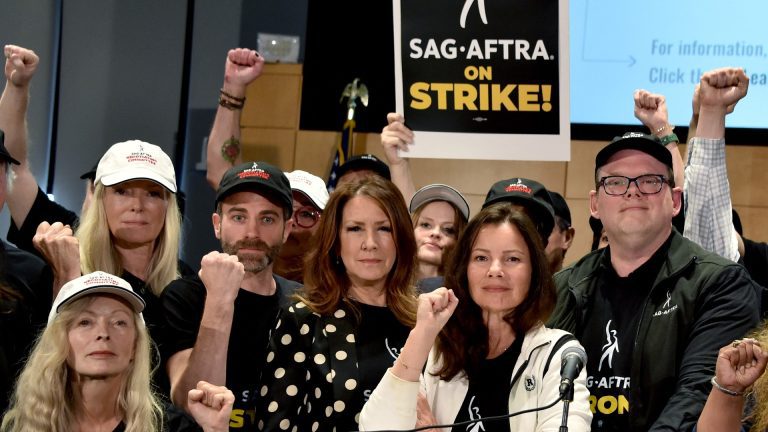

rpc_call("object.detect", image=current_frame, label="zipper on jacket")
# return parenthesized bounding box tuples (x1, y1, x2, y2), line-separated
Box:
(627, 254, 697, 428)
(509, 340, 550, 389)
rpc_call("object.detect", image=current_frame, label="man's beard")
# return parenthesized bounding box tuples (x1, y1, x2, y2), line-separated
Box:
(221, 238, 281, 274)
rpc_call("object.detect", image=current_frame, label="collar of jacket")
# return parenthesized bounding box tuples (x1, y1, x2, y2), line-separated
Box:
(564, 230, 697, 308)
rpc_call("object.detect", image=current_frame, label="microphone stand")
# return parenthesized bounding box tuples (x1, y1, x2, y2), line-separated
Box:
(559, 383, 574, 432)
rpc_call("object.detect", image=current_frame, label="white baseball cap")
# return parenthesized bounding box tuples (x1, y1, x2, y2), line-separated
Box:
(48, 271, 145, 324)
(95, 140, 177, 193)
(287, 170, 329, 210)
(409, 184, 470, 221)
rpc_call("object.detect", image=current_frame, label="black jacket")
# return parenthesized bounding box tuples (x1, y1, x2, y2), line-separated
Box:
(0, 240, 52, 413)
(548, 230, 760, 432)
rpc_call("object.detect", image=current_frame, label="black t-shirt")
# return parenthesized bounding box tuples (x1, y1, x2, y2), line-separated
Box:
(0, 240, 53, 413)
(110, 401, 204, 432)
(742, 237, 768, 317)
(120, 271, 173, 396)
(416, 276, 445, 293)
(355, 302, 411, 404)
(162, 274, 298, 430)
(579, 236, 671, 432)
(743, 237, 768, 288)
(452, 335, 523, 432)
(7, 187, 79, 259)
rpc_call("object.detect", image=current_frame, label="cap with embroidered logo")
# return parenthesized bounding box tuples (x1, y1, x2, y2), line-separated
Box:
(49, 271, 145, 324)
(483, 178, 555, 241)
(287, 170, 329, 210)
(216, 161, 293, 217)
(95, 140, 177, 192)
(595, 132, 673, 172)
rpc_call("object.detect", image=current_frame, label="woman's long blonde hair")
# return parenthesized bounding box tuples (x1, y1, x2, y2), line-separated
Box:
(747, 323, 768, 431)
(0, 295, 162, 432)
(76, 183, 181, 295)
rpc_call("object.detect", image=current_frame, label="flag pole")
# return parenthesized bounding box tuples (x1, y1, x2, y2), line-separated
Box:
(340, 78, 368, 156)
(326, 78, 369, 192)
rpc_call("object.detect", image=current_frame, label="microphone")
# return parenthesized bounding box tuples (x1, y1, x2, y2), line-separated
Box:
(559, 346, 587, 400)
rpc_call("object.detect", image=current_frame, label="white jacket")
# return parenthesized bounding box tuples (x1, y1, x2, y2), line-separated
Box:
(360, 325, 592, 431)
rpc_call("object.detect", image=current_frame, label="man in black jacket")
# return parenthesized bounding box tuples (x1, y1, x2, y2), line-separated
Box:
(549, 132, 760, 432)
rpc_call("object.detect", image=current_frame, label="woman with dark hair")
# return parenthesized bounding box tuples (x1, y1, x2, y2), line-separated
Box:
(409, 184, 470, 290)
(257, 177, 418, 432)
(360, 203, 592, 431)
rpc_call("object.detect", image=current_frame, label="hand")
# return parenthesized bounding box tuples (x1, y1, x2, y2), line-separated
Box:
(222, 48, 264, 95)
(4, 45, 38, 87)
(415, 392, 440, 431)
(32, 222, 81, 287)
(199, 251, 245, 304)
(381, 112, 414, 165)
(187, 381, 235, 432)
(692, 83, 739, 117)
(415, 287, 459, 336)
(715, 338, 768, 393)
(633, 90, 669, 136)
(697, 68, 749, 113)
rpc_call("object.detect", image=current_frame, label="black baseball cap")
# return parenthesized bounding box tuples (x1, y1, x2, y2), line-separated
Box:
(588, 216, 605, 251)
(80, 163, 98, 181)
(548, 191, 571, 226)
(595, 132, 673, 173)
(215, 161, 293, 217)
(483, 178, 555, 240)
(0, 131, 20, 165)
(337, 154, 391, 181)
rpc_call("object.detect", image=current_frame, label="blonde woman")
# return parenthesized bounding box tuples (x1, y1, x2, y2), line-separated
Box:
(0, 272, 233, 432)
(75, 139, 181, 296)
(1, 46, 181, 321)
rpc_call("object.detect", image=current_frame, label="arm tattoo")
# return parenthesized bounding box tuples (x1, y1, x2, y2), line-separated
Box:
(221, 136, 241, 164)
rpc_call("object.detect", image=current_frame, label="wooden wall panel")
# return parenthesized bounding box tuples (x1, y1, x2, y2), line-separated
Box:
(293, 130, 337, 174)
(727, 146, 768, 207)
(564, 140, 604, 199)
(292, 131, 379, 177)
(242, 63, 302, 129)
(240, 128, 295, 169)
(735, 206, 768, 243)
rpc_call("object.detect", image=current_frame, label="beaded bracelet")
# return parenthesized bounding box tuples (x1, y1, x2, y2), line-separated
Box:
(654, 124, 674, 135)
(220, 88, 246, 103)
(218, 95, 244, 111)
(711, 376, 745, 397)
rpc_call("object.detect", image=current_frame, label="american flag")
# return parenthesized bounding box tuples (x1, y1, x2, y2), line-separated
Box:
(326, 118, 355, 193)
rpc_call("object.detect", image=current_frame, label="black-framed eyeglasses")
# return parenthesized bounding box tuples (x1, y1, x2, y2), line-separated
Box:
(599, 174, 669, 196)
(293, 206, 321, 228)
